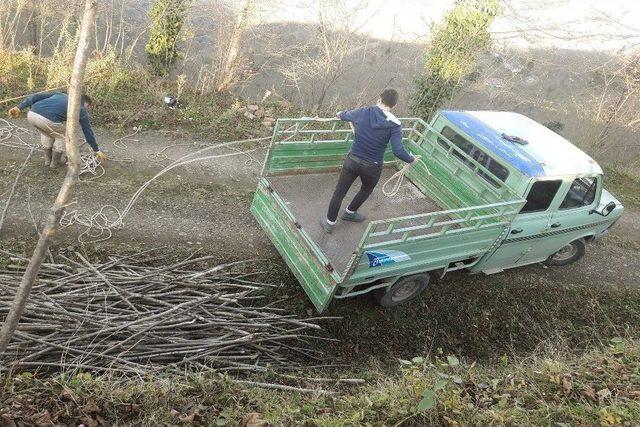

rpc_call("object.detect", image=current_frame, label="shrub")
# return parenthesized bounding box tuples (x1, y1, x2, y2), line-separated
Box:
(145, 0, 192, 76)
(0, 49, 47, 100)
(410, 0, 500, 120)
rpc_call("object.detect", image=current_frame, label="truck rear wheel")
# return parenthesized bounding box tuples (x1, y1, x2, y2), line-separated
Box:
(375, 273, 430, 308)
(544, 239, 586, 266)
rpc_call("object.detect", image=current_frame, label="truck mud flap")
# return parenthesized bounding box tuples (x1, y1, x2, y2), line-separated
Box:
(251, 179, 340, 312)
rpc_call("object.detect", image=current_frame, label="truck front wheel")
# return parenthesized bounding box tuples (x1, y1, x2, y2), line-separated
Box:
(544, 239, 586, 266)
(375, 273, 430, 308)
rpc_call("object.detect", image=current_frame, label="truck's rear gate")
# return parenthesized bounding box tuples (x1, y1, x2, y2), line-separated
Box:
(251, 179, 341, 312)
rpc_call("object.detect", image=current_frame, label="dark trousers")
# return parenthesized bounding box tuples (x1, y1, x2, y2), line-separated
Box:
(327, 154, 383, 222)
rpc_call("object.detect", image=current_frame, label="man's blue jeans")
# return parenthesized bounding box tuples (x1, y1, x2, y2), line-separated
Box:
(327, 153, 383, 222)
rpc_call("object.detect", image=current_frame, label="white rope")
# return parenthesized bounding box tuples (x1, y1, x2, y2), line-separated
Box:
(78, 153, 105, 180)
(1, 117, 284, 243)
(145, 141, 202, 163)
(60, 136, 271, 243)
(0, 118, 131, 180)
(0, 119, 35, 150)
(382, 155, 429, 197)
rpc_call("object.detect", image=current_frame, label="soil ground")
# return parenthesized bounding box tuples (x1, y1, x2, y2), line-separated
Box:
(2, 119, 640, 364)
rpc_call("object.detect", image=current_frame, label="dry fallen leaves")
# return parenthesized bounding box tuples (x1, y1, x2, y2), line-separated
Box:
(243, 412, 267, 427)
(0, 413, 17, 427)
(83, 399, 101, 414)
(582, 385, 597, 401)
(443, 415, 461, 427)
(32, 410, 52, 427)
(60, 387, 79, 403)
(179, 411, 199, 424)
(561, 374, 572, 395)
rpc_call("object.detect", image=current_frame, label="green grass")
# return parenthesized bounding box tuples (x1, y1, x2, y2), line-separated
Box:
(603, 166, 640, 208)
(2, 338, 639, 426)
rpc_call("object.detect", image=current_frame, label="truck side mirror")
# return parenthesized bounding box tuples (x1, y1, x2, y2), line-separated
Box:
(590, 201, 616, 217)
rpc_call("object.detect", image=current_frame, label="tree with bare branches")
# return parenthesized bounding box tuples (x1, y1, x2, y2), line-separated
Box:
(276, 0, 371, 111)
(0, 0, 97, 355)
(216, 0, 253, 93)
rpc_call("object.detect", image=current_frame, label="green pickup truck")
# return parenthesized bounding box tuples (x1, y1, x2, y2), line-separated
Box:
(251, 111, 624, 312)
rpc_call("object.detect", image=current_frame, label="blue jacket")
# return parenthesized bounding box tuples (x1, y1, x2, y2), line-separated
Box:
(339, 106, 413, 164)
(19, 92, 99, 152)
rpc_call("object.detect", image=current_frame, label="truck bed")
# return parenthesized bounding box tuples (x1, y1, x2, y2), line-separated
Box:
(268, 169, 444, 275)
(252, 117, 526, 311)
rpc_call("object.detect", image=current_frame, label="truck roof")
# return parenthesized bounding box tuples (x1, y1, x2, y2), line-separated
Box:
(439, 110, 603, 177)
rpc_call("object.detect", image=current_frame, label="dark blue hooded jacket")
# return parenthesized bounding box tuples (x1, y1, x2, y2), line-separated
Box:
(338, 106, 414, 164)
(18, 92, 99, 152)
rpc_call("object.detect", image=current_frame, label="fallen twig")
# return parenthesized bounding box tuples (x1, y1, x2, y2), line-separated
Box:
(0, 251, 334, 375)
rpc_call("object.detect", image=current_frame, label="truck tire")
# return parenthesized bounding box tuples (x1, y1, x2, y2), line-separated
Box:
(375, 273, 430, 308)
(544, 239, 586, 266)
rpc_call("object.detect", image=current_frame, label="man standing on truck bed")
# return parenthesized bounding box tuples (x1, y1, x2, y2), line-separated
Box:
(320, 88, 416, 234)
(8, 92, 107, 168)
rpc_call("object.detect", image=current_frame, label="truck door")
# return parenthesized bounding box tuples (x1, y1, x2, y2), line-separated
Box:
(548, 176, 600, 252)
(479, 179, 563, 270)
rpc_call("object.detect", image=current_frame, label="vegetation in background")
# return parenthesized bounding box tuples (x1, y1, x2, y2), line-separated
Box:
(2, 338, 639, 425)
(0, 47, 284, 140)
(0, 49, 46, 99)
(145, 0, 192, 76)
(603, 166, 640, 208)
(410, 0, 500, 120)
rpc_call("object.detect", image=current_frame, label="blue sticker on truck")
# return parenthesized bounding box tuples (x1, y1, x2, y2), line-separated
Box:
(366, 250, 411, 267)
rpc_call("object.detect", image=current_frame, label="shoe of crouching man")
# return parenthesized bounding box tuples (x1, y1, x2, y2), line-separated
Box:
(320, 218, 334, 234)
(44, 148, 53, 166)
(342, 211, 366, 222)
(50, 151, 65, 168)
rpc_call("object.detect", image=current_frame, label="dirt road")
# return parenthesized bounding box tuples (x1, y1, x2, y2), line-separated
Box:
(1, 119, 272, 259)
(2, 120, 639, 360)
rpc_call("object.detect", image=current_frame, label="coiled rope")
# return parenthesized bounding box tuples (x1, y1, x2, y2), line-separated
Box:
(0, 119, 133, 180)
(382, 155, 430, 197)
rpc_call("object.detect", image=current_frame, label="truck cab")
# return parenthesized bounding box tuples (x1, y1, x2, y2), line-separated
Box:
(430, 110, 623, 272)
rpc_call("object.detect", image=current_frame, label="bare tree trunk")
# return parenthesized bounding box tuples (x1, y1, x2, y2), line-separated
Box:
(215, 0, 252, 93)
(0, 0, 96, 356)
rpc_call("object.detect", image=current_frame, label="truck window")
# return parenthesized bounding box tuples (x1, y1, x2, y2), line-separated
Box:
(437, 126, 509, 188)
(520, 180, 562, 213)
(560, 177, 597, 209)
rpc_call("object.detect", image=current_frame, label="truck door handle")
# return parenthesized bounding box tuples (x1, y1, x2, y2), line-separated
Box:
(510, 228, 523, 234)
(550, 223, 561, 228)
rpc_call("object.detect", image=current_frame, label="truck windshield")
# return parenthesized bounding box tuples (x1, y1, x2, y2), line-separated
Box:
(560, 177, 598, 209)
(438, 126, 509, 188)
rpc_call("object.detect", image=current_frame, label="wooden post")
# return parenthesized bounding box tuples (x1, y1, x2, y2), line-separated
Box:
(0, 0, 97, 355)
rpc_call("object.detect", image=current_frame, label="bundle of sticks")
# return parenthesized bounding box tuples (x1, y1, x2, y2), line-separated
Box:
(0, 250, 333, 376)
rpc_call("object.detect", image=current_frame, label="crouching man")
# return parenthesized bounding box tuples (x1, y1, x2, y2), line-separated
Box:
(8, 92, 107, 168)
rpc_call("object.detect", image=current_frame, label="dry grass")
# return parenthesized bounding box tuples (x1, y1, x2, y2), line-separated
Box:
(1, 337, 638, 426)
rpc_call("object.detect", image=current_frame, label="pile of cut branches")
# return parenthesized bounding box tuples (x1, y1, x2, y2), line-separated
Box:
(0, 250, 333, 375)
